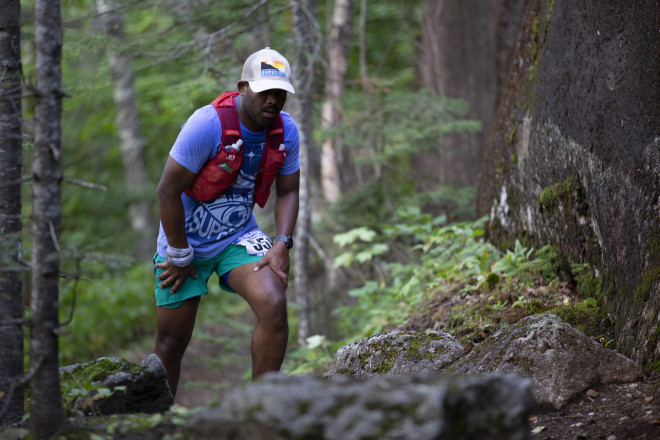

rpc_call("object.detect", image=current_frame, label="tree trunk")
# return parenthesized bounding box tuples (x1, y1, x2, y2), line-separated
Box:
(0, 0, 24, 426)
(30, 0, 65, 437)
(320, 0, 353, 203)
(289, 0, 319, 346)
(97, 0, 156, 260)
(415, 0, 526, 188)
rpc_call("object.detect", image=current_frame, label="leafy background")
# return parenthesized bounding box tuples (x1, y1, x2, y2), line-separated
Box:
(15, 0, 607, 398)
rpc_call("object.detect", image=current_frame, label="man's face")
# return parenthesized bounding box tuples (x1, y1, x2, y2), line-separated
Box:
(238, 81, 287, 131)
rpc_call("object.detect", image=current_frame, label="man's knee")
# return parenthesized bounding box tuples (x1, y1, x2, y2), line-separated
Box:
(256, 289, 288, 330)
(155, 328, 193, 360)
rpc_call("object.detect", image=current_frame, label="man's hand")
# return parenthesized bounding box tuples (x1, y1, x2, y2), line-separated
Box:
(156, 261, 198, 293)
(253, 241, 290, 287)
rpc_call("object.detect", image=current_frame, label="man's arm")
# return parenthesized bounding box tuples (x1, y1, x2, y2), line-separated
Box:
(254, 170, 300, 286)
(156, 156, 198, 293)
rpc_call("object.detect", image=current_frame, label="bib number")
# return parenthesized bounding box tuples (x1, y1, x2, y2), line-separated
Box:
(233, 230, 273, 256)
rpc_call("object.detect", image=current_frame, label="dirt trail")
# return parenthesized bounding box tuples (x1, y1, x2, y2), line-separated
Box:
(531, 376, 660, 440)
(175, 316, 255, 408)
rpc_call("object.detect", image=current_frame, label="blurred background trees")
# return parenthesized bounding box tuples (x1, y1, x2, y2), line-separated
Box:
(7, 0, 526, 407)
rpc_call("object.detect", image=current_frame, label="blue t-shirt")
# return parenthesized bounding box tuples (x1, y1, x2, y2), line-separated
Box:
(156, 103, 300, 259)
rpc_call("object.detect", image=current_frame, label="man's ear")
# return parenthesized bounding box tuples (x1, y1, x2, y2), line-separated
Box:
(237, 81, 248, 94)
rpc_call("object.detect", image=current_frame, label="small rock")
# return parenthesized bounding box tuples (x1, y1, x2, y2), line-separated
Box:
(586, 389, 600, 398)
(606, 435, 616, 440)
(643, 396, 654, 404)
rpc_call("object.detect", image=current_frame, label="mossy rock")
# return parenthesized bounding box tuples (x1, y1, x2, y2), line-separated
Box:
(329, 330, 464, 378)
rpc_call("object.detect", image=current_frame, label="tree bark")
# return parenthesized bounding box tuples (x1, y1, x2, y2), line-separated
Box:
(97, 0, 156, 260)
(289, 0, 320, 346)
(320, 0, 353, 203)
(415, 0, 526, 188)
(0, 0, 24, 426)
(30, 0, 65, 437)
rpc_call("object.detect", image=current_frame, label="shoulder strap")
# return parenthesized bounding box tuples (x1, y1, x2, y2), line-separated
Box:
(211, 91, 241, 146)
(266, 114, 284, 150)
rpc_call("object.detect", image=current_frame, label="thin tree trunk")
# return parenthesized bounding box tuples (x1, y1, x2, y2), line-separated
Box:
(97, 0, 156, 259)
(320, 0, 353, 203)
(0, 0, 24, 426)
(290, 0, 320, 347)
(358, 0, 368, 88)
(30, 0, 65, 437)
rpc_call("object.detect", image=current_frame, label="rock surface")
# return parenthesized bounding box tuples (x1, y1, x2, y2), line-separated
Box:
(60, 354, 173, 415)
(448, 313, 642, 408)
(476, 0, 660, 367)
(329, 330, 464, 377)
(183, 373, 535, 440)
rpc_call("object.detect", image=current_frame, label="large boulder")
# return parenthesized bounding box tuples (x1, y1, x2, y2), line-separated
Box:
(60, 354, 173, 415)
(476, 0, 660, 367)
(329, 330, 464, 377)
(183, 373, 535, 440)
(448, 313, 642, 408)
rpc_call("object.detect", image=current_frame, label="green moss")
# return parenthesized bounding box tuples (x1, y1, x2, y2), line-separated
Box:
(644, 359, 660, 373)
(372, 353, 396, 374)
(486, 272, 500, 289)
(61, 358, 144, 389)
(528, 0, 554, 83)
(571, 263, 603, 301)
(538, 174, 584, 214)
(636, 266, 660, 304)
(634, 226, 660, 313)
(360, 332, 448, 374)
(549, 300, 610, 338)
(59, 358, 147, 412)
(402, 332, 444, 362)
(508, 126, 517, 146)
(526, 299, 550, 314)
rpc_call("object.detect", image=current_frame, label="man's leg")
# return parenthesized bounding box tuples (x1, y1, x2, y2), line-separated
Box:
(227, 263, 289, 378)
(154, 297, 200, 396)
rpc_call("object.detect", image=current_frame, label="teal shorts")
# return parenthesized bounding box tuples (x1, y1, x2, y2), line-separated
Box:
(154, 244, 262, 309)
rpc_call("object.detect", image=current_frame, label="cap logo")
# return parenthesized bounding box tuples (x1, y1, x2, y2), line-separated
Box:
(260, 60, 286, 78)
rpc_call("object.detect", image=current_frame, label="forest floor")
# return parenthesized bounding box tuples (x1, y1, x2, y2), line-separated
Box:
(167, 277, 660, 439)
(174, 331, 660, 440)
(3, 281, 658, 439)
(402, 280, 660, 440)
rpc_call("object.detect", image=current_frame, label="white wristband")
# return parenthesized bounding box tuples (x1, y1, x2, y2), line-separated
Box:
(165, 244, 194, 267)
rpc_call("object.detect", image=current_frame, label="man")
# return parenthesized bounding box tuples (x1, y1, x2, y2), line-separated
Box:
(153, 47, 299, 396)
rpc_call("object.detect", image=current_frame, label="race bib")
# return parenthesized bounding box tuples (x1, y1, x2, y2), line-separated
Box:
(232, 229, 273, 256)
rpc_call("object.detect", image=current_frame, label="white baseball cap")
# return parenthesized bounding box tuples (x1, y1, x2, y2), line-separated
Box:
(240, 47, 295, 94)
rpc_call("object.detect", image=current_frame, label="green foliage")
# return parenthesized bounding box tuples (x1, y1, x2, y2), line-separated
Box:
(58, 259, 156, 366)
(287, 213, 564, 373)
(491, 241, 559, 286)
(284, 335, 335, 375)
(571, 262, 603, 300)
(327, 216, 497, 343)
(18, 0, 303, 369)
(324, 84, 481, 241)
(342, 0, 426, 86)
(332, 227, 389, 268)
(336, 86, 480, 164)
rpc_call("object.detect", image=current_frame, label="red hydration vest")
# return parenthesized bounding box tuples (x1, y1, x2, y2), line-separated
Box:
(184, 91, 286, 208)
